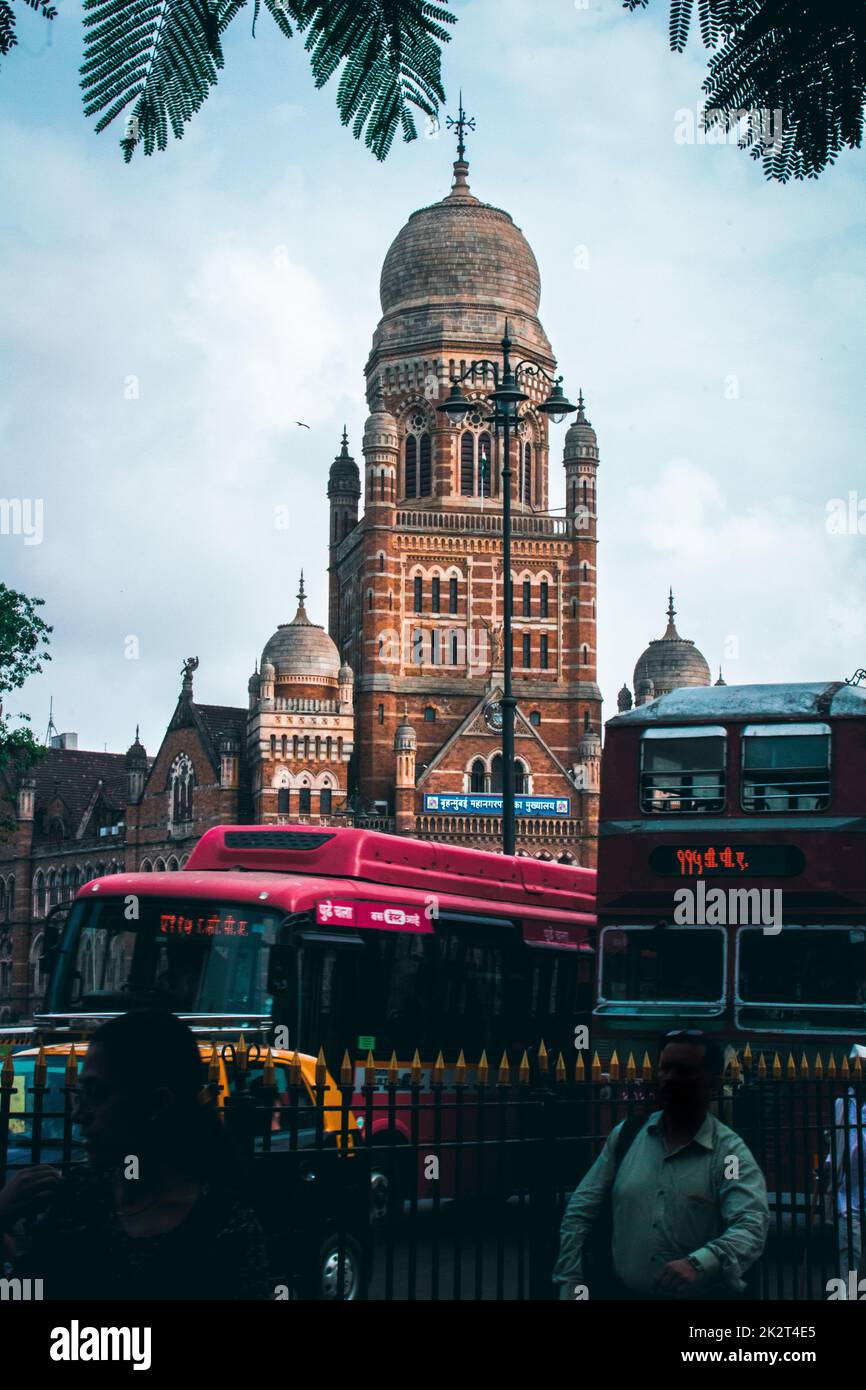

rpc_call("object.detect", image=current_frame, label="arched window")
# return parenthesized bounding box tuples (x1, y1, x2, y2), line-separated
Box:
(491, 755, 503, 794)
(478, 433, 492, 497)
(540, 580, 549, 618)
(582, 645, 589, 666)
(430, 629, 440, 664)
(515, 762, 527, 795)
(405, 436, 418, 499)
(582, 479, 588, 507)
(419, 434, 432, 496)
(523, 443, 532, 505)
(449, 576, 458, 614)
(470, 759, 486, 794)
(320, 788, 332, 815)
(522, 633, 531, 667)
(523, 580, 531, 616)
(379, 553, 385, 572)
(450, 630, 459, 665)
(170, 754, 195, 824)
(413, 575, 423, 612)
(326, 736, 332, 759)
(303, 736, 310, 760)
(460, 432, 474, 496)
(270, 735, 276, 759)
(530, 710, 541, 727)
(298, 787, 311, 815)
(293, 735, 299, 760)
(582, 562, 589, 584)
(281, 735, 287, 758)
(424, 706, 436, 723)
(379, 471, 385, 500)
(30, 932, 46, 997)
(48, 870, 58, 907)
(431, 577, 440, 613)
(540, 634, 549, 669)
(315, 737, 321, 760)
(277, 788, 290, 814)
(167, 856, 179, 872)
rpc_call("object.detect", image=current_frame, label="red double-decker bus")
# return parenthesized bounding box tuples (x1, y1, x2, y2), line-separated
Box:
(20, 826, 595, 1202)
(595, 680, 866, 1062)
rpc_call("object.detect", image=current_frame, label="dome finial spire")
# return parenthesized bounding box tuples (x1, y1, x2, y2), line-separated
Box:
(663, 588, 680, 640)
(340, 424, 349, 456)
(295, 570, 309, 620)
(446, 91, 475, 196)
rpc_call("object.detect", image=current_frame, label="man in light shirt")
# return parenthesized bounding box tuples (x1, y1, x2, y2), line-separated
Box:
(554, 1029, 769, 1299)
(828, 1044, 866, 1291)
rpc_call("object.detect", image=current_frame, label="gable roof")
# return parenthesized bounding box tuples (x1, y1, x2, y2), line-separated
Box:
(29, 748, 128, 844)
(417, 690, 581, 789)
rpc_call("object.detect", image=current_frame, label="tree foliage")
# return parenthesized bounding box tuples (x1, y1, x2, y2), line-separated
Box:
(626, 0, 866, 180)
(0, 0, 57, 58)
(76, 0, 454, 162)
(0, 584, 52, 824)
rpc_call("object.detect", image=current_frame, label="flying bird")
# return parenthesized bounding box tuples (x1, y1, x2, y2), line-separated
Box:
(295, 421, 311, 429)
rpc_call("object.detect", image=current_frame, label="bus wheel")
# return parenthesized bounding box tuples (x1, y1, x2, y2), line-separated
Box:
(318, 1233, 363, 1301)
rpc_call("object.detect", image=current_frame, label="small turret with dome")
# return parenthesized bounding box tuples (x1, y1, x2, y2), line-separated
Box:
(621, 591, 712, 709)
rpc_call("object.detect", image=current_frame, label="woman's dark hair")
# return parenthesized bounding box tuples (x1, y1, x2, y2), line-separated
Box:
(90, 1009, 241, 1185)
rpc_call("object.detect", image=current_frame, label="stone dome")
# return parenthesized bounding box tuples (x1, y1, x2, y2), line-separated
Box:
(370, 156, 552, 364)
(261, 575, 340, 683)
(564, 391, 598, 459)
(633, 592, 711, 701)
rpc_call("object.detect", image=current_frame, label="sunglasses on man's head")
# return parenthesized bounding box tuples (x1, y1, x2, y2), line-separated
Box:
(662, 1029, 707, 1040)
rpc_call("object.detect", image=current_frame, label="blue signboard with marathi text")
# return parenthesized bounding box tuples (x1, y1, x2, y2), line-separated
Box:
(423, 793, 570, 817)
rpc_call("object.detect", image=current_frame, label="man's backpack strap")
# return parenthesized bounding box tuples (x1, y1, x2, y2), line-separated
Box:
(612, 1114, 646, 1177)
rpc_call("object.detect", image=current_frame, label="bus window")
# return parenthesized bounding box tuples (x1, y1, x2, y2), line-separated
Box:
(598, 926, 725, 1015)
(741, 724, 831, 812)
(640, 728, 726, 814)
(737, 927, 866, 1032)
(49, 898, 281, 1015)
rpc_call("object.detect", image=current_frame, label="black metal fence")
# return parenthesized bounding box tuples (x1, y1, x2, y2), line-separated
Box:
(1, 1043, 863, 1300)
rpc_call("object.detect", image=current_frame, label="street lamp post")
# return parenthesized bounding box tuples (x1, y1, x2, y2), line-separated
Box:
(438, 322, 577, 855)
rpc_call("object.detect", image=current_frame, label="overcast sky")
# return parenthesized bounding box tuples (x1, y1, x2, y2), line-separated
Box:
(2, 0, 865, 756)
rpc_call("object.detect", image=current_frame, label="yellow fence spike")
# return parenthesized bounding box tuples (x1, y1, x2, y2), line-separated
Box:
(772, 1052, 782, 1080)
(289, 1050, 302, 1085)
(364, 1049, 376, 1087)
(410, 1049, 422, 1085)
(207, 1041, 220, 1084)
(828, 1053, 837, 1078)
(65, 1045, 78, 1087)
(498, 1050, 510, 1086)
(34, 1046, 47, 1089)
(316, 1046, 327, 1087)
(757, 1052, 767, 1078)
(853, 1054, 863, 1080)
(455, 1049, 467, 1087)
(786, 1053, 796, 1080)
(743, 1041, 753, 1070)
(609, 1049, 620, 1082)
(477, 1050, 489, 1086)
(729, 1054, 741, 1083)
(641, 1051, 653, 1082)
(556, 1052, 566, 1084)
(387, 1050, 399, 1084)
(575, 1052, 586, 1083)
(340, 1049, 353, 1087)
(814, 1052, 824, 1080)
(841, 1054, 850, 1079)
(591, 1051, 601, 1082)
(625, 1051, 636, 1081)
(432, 1050, 445, 1086)
(263, 1047, 276, 1088)
(519, 1050, 531, 1085)
(235, 1034, 248, 1073)
(537, 1040, 549, 1073)
(799, 1053, 810, 1080)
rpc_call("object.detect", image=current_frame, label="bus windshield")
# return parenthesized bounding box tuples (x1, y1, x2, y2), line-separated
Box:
(48, 898, 282, 1015)
(597, 926, 725, 1015)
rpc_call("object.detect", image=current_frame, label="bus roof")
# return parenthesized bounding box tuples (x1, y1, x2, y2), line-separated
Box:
(183, 824, 595, 915)
(607, 681, 866, 728)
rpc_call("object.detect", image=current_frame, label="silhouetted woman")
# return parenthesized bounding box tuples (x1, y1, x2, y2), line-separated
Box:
(0, 1010, 272, 1300)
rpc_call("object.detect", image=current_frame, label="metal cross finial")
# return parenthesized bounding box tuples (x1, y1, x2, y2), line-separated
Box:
(446, 90, 475, 162)
(667, 588, 676, 624)
(298, 570, 306, 605)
